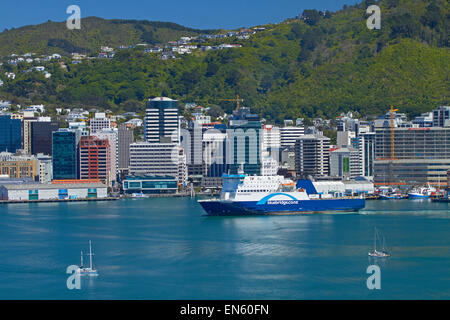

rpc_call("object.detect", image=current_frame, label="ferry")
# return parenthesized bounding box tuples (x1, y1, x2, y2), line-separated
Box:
(198, 173, 365, 216)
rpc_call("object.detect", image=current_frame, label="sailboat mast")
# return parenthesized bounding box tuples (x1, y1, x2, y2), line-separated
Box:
(89, 240, 93, 269)
(374, 227, 377, 251)
(81, 250, 83, 267)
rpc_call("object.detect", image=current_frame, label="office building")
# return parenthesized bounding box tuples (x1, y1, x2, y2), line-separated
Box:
(129, 142, 179, 178)
(0, 151, 38, 180)
(358, 132, 376, 179)
(144, 97, 179, 143)
(261, 125, 281, 158)
(118, 124, 134, 172)
(0, 115, 21, 153)
(294, 134, 330, 178)
(202, 131, 227, 178)
(280, 126, 304, 148)
(30, 121, 59, 155)
(92, 130, 117, 183)
(79, 136, 110, 185)
(227, 107, 261, 175)
(52, 129, 79, 180)
(186, 124, 205, 184)
(22, 111, 37, 154)
(330, 147, 361, 180)
(89, 113, 111, 133)
(36, 153, 53, 184)
(374, 127, 450, 186)
(336, 130, 356, 148)
(178, 147, 188, 187)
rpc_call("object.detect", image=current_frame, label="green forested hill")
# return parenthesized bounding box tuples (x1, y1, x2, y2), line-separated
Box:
(0, 0, 448, 122)
(0, 17, 215, 56)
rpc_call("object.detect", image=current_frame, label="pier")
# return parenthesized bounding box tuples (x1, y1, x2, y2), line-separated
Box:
(0, 197, 119, 204)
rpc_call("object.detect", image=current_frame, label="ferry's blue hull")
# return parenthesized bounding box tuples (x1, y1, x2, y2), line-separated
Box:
(199, 198, 365, 216)
(408, 194, 429, 199)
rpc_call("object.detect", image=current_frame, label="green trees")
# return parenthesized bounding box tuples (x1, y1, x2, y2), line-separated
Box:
(0, 0, 448, 124)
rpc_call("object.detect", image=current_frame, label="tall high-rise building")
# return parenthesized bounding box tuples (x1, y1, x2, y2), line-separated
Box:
(30, 121, 59, 155)
(79, 136, 110, 185)
(280, 126, 304, 148)
(262, 125, 281, 157)
(186, 124, 205, 184)
(359, 132, 375, 179)
(118, 124, 134, 171)
(227, 107, 261, 175)
(202, 131, 227, 178)
(144, 97, 179, 143)
(22, 111, 37, 155)
(0, 115, 22, 153)
(52, 129, 79, 180)
(92, 129, 117, 183)
(294, 134, 330, 178)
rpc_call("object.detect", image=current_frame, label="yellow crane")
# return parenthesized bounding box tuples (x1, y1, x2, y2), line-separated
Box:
(219, 95, 244, 113)
(389, 105, 398, 160)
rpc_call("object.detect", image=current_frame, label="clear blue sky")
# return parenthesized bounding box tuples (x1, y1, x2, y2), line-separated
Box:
(1, 0, 360, 31)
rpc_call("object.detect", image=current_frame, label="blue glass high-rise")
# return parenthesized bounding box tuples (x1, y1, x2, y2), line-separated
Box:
(52, 129, 79, 180)
(0, 115, 22, 153)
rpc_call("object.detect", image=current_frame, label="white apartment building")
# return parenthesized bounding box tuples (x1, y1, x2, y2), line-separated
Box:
(261, 125, 281, 157)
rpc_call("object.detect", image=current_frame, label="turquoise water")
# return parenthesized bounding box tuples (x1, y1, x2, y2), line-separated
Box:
(0, 198, 448, 299)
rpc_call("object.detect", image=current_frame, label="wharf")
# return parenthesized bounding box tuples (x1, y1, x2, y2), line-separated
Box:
(0, 197, 119, 204)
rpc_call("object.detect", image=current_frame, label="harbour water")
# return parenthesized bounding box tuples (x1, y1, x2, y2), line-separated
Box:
(0, 198, 448, 299)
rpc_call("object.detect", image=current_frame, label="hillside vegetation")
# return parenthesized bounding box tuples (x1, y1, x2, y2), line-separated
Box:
(0, 0, 448, 122)
(0, 17, 215, 56)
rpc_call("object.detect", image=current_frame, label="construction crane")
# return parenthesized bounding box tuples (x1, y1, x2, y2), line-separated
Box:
(219, 95, 244, 113)
(389, 105, 398, 160)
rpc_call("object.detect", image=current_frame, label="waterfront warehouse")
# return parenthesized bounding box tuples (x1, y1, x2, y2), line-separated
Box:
(0, 182, 107, 201)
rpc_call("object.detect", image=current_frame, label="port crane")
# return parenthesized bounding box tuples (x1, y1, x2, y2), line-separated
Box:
(219, 95, 244, 113)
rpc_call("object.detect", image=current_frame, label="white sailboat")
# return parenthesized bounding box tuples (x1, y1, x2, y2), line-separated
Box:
(77, 240, 99, 276)
(368, 227, 391, 258)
